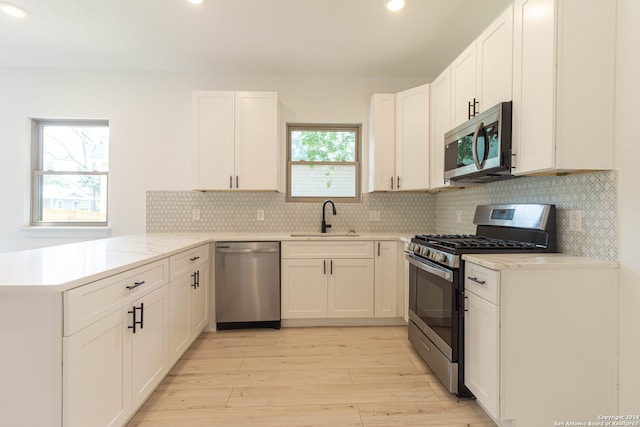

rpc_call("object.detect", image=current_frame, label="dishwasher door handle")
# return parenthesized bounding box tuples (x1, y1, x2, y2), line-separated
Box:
(216, 248, 279, 254)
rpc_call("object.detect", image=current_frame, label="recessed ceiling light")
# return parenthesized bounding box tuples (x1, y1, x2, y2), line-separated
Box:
(187, 0, 204, 4)
(386, 0, 405, 12)
(0, 2, 27, 17)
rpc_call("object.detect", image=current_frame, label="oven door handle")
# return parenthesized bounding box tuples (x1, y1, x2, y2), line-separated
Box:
(406, 254, 453, 282)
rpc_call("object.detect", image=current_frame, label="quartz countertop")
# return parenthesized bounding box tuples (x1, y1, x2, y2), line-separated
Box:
(0, 232, 414, 292)
(462, 253, 619, 270)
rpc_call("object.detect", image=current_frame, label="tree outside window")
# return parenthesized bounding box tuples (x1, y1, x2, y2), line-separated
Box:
(287, 124, 361, 203)
(31, 119, 109, 226)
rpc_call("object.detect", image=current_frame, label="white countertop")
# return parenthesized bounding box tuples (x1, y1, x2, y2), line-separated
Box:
(462, 253, 619, 270)
(0, 232, 412, 292)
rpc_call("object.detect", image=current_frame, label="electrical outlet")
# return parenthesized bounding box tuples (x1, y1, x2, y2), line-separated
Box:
(257, 210, 265, 221)
(568, 210, 583, 232)
(369, 210, 381, 221)
(456, 210, 462, 223)
(192, 209, 200, 221)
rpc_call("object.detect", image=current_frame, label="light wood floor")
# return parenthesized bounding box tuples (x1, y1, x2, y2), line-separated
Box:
(127, 326, 496, 427)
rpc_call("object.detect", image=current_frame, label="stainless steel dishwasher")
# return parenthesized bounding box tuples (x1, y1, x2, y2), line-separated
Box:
(215, 241, 281, 329)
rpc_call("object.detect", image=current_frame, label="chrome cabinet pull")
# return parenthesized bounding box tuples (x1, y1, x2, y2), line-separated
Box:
(126, 281, 145, 290)
(236, 175, 239, 189)
(377, 242, 381, 257)
(229, 175, 233, 189)
(189, 256, 200, 262)
(390, 176, 394, 189)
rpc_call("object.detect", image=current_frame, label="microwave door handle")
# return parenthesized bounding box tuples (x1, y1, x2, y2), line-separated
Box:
(472, 121, 487, 170)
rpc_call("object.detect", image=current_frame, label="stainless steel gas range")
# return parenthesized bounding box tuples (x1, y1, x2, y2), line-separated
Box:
(406, 204, 556, 397)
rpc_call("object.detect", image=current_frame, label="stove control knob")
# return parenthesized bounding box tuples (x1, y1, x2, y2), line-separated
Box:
(421, 247, 430, 257)
(435, 253, 446, 263)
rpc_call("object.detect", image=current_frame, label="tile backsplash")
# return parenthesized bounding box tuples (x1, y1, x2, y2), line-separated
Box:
(146, 191, 437, 234)
(147, 170, 617, 261)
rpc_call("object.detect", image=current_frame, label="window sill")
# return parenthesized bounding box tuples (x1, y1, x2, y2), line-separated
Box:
(22, 226, 112, 239)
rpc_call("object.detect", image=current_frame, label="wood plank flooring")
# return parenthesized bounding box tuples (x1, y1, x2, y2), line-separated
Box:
(127, 326, 496, 427)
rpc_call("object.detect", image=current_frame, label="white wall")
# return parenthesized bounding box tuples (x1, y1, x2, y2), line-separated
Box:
(615, 0, 640, 413)
(0, 69, 424, 252)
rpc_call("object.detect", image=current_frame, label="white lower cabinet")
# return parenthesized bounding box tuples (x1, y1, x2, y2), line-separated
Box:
(130, 286, 170, 409)
(463, 258, 618, 427)
(281, 258, 328, 318)
(63, 285, 169, 427)
(168, 244, 209, 365)
(374, 241, 398, 317)
(327, 258, 374, 318)
(63, 308, 132, 427)
(464, 289, 499, 417)
(281, 241, 376, 320)
(62, 244, 210, 427)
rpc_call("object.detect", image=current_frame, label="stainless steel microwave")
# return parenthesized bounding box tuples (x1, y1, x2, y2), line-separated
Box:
(444, 101, 513, 183)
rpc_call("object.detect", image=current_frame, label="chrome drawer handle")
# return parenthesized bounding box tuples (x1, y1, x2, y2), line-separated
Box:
(467, 276, 486, 285)
(189, 256, 200, 262)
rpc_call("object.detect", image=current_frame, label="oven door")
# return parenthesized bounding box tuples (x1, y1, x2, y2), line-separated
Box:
(407, 254, 459, 361)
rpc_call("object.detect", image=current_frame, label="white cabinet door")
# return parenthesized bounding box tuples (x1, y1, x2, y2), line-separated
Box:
(328, 258, 374, 318)
(192, 91, 278, 190)
(63, 309, 132, 427)
(476, 5, 513, 113)
(374, 241, 398, 318)
(429, 66, 452, 190)
(464, 291, 500, 419)
(512, 0, 615, 175)
(368, 93, 396, 191)
(192, 91, 235, 190)
(190, 266, 209, 335)
(450, 5, 513, 129)
(395, 84, 430, 191)
(168, 274, 191, 366)
(235, 91, 279, 190)
(131, 285, 169, 409)
(450, 43, 477, 128)
(512, 0, 555, 175)
(281, 258, 328, 319)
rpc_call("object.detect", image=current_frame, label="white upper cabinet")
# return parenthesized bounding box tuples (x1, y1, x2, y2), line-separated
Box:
(511, 0, 615, 175)
(192, 91, 278, 191)
(429, 66, 453, 190)
(396, 84, 430, 191)
(368, 94, 396, 192)
(451, 5, 513, 128)
(368, 85, 430, 192)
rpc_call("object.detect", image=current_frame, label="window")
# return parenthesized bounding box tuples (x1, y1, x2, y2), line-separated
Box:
(31, 119, 109, 226)
(287, 124, 361, 202)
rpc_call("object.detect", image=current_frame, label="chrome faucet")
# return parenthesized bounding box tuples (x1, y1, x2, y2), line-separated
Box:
(321, 199, 337, 233)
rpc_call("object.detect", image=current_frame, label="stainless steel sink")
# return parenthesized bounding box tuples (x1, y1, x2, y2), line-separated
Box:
(289, 232, 360, 237)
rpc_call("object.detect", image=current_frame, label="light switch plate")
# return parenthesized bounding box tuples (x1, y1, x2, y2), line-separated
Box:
(192, 209, 200, 221)
(257, 210, 265, 221)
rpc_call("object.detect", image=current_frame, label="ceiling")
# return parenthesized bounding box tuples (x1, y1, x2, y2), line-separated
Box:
(0, 0, 513, 79)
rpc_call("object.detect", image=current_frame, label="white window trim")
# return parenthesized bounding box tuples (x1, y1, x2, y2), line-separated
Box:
(30, 118, 109, 227)
(286, 123, 362, 203)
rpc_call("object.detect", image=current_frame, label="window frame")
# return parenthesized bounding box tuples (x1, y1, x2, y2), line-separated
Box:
(286, 123, 362, 203)
(30, 118, 109, 227)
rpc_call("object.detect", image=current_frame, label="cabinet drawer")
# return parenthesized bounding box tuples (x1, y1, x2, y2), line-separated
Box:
(64, 259, 169, 336)
(169, 244, 209, 280)
(282, 241, 374, 259)
(464, 262, 500, 304)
